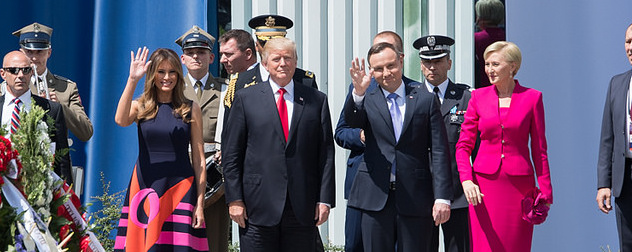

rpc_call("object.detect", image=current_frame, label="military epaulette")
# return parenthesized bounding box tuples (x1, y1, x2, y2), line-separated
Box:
(53, 74, 71, 82)
(305, 71, 314, 79)
(455, 83, 471, 90)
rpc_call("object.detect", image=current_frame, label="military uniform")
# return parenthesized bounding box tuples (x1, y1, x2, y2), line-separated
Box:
(30, 72, 93, 141)
(177, 25, 230, 252)
(12, 22, 93, 141)
(415, 35, 473, 252)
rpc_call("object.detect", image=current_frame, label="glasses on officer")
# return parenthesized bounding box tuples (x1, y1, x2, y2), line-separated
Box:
(2, 67, 33, 75)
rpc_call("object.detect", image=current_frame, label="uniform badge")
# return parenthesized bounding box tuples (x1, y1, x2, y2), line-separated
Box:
(427, 36, 436, 48)
(450, 114, 459, 123)
(265, 16, 276, 27)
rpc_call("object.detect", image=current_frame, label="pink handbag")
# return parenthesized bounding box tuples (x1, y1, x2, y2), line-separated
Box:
(521, 187, 550, 225)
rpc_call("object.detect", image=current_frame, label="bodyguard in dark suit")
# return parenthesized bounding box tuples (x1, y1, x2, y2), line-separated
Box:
(415, 35, 472, 252)
(0, 51, 71, 182)
(334, 31, 419, 252)
(223, 37, 335, 252)
(345, 42, 452, 252)
(597, 23, 632, 252)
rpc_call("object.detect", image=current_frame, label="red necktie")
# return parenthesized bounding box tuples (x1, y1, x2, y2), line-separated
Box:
(10, 98, 21, 134)
(277, 88, 289, 141)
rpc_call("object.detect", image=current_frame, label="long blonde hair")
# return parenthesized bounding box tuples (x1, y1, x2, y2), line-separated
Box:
(137, 48, 191, 122)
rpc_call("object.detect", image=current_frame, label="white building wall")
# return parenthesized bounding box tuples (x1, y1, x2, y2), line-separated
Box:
(230, 0, 473, 247)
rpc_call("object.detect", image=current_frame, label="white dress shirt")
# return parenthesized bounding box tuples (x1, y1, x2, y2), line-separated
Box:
(424, 78, 449, 104)
(269, 78, 295, 131)
(2, 90, 33, 137)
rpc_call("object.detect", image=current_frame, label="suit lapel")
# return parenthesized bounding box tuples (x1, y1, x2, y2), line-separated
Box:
(441, 81, 459, 115)
(199, 76, 220, 107)
(0, 95, 4, 119)
(367, 87, 396, 142)
(287, 84, 305, 145)
(259, 82, 287, 144)
(400, 85, 418, 139)
(615, 71, 632, 130)
(183, 78, 197, 100)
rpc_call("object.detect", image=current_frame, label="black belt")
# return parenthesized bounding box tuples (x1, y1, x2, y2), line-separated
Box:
(389, 181, 396, 191)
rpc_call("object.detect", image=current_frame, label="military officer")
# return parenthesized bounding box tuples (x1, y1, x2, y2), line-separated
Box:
(414, 35, 473, 252)
(223, 15, 317, 116)
(11, 22, 93, 142)
(175, 25, 229, 252)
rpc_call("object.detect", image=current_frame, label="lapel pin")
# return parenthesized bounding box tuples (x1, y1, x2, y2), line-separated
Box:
(408, 95, 413, 99)
(299, 97, 304, 102)
(450, 90, 455, 95)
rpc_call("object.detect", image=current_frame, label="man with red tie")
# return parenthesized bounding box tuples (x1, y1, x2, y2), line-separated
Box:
(222, 37, 335, 251)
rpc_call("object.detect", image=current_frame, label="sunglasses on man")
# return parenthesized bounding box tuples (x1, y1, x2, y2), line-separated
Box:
(2, 67, 33, 75)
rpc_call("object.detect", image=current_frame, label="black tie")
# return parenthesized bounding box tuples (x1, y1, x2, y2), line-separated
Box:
(433, 86, 441, 103)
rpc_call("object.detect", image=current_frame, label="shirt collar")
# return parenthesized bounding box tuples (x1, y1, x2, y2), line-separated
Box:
(269, 78, 295, 99)
(425, 78, 449, 97)
(5, 90, 32, 108)
(381, 80, 406, 100)
(187, 72, 209, 87)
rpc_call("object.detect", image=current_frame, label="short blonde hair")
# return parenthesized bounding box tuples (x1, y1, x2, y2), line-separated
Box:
(262, 37, 297, 63)
(483, 41, 521, 76)
(476, 0, 505, 26)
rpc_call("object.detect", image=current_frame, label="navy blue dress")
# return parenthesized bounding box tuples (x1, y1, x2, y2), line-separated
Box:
(115, 103, 208, 251)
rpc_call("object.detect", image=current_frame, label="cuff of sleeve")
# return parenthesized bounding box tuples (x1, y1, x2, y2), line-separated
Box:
(318, 202, 331, 208)
(352, 89, 365, 105)
(434, 199, 451, 206)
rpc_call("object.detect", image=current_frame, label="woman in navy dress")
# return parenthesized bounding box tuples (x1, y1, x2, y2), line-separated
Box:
(114, 47, 208, 251)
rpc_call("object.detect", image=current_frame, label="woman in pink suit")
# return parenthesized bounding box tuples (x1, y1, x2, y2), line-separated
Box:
(456, 41, 553, 252)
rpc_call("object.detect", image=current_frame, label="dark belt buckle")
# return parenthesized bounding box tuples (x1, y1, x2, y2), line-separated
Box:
(389, 181, 396, 191)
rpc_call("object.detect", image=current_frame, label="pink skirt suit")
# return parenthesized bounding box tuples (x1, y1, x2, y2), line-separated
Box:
(455, 81, 553, 252)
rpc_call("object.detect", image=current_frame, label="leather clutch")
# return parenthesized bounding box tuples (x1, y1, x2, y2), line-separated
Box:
(521, 187, 550, 225)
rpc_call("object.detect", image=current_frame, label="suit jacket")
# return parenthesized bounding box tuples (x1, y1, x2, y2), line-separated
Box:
(223, 79, 335, 227)
(456, 81, 553, 203)
(30, 71, 93, 141)
(221, 63, 318, 143)
(598, 69, 632, 198)
(234, 63, 318, 91)
(183, 74, 225, 143)
(435, 81, 473, 209)
(344, 82, 452, 217)
(334, 75, 419, 199)
(0, 94, 72, 183)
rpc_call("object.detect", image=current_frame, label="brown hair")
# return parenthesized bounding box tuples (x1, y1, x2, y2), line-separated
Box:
(137, 48, 191, 122)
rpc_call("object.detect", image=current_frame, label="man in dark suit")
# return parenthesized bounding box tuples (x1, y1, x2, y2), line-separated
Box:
(415, 35, 472, 252)
(597, 23, 632, 252)
(175, 25, 229, 252)
(0, 50, 71, 182)
(223, 37, 335, 252)
(345, 42, 452, 252)
(334, 31, 418, 252)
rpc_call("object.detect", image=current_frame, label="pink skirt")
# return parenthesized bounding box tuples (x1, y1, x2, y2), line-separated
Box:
(469, 168, 536, 252)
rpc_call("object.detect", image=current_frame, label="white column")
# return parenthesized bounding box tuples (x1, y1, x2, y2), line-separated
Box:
(231, 0, 251, 31)
(454, 0, 474, 86)
(302, 0, 327, 90)
(327, 0, 353, 247)
(352, 0, 377, 59)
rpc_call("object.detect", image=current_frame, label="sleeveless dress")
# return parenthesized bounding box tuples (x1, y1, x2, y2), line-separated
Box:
(114, 103, 208, 252)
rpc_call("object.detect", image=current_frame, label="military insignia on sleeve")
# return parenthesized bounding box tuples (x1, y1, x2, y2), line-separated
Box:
(305, 71, 314, 78)
(244, 80, 257, 88)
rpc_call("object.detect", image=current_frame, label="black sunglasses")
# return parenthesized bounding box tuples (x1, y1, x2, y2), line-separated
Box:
(2, 67, 33, 75)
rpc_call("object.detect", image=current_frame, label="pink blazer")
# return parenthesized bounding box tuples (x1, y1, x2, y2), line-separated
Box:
(456, 81, 553, 203)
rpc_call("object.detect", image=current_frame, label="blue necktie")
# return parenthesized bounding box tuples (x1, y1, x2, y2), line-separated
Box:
(387, 93, 402, 141)
(387, 93, 402, 182)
